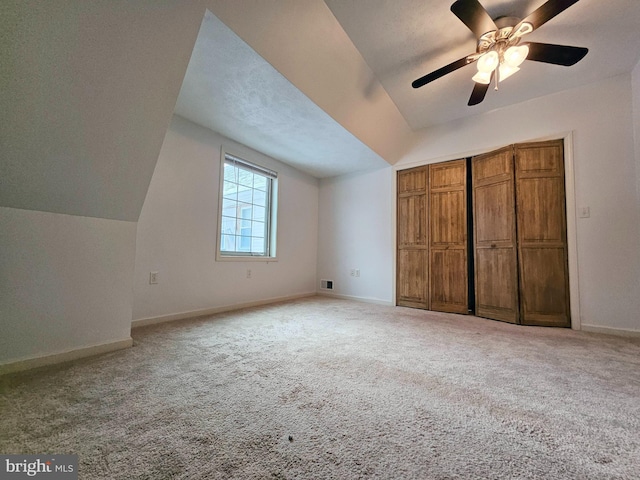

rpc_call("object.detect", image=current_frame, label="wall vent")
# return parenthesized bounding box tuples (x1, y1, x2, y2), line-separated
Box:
(320, 279, 333, 290)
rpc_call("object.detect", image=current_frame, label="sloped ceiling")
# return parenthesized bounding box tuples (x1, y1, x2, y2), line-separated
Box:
(0, 0, 415, 222)
(2, 0, 640, 221)
(0, 1, 204, 221)
(173, 11, 389, 178)
(194, 0, 418, 174)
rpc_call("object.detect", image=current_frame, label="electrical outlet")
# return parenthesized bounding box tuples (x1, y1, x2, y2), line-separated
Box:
(579, 206, 590, 218)
(149, 272, 158, 284)
(350, 269, 355, 276)
(355, 269, 360, 277)
(246, 269, 252, 279)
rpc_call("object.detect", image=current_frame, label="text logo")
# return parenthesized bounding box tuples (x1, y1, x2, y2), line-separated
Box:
(1, 455, 78, 479)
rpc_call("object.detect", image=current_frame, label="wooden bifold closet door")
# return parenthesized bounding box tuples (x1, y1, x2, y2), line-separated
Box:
(396, 139, 569, 327)
(514, 141, 570, 326)
(396, 160, 468, 313)
(429, 160, 468, 314)
(396, 166, 429, 309)
(472, 147, 520, 323)
(472, 140, 570, 327)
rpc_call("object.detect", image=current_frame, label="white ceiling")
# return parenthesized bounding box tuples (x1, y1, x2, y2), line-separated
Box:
(175, 0, 640, 179)
(174, 10, 388, 179)
(325, 0, 640, 130)
(3, 0, 640, 220)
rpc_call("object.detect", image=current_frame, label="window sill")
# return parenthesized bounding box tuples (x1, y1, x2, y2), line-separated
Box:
(216, 254, 278, 263)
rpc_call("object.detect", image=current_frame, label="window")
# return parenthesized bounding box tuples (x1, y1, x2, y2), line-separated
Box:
(218, 150, 277, 259)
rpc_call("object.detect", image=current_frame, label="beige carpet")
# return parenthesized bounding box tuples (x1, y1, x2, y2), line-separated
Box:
(1, 296, 639, 479)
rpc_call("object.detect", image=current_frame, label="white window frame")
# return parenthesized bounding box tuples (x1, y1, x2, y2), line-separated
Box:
(216, 147, 278, 262)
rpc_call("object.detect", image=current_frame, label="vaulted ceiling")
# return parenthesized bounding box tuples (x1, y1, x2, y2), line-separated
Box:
(177, 0, 640, 177)
(2, 1, 640, 221)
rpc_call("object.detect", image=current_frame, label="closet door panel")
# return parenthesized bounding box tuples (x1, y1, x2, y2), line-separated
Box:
(398, 166, 427, 194)
(518, 247, 569, 323)
(398, 195, 427, 247)
(475, 248, 519, 322)
(515, 141, 570, 327)
(430, 190, 466, 245)
(516, 177, 565, 244)
(429, 160, 468, 314)
(397, 249, 428, 308)
(475, 181, 513, 245)
(430, 248, 468, 313)
(472, 147, 519, 323)
(397, 166, 429, 309)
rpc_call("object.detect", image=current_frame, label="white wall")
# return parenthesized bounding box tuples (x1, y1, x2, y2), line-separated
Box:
(633, 59, 640, 209)
(318, 73, 640, 333)
(317, 167, 394, 304)
(132, 115, 319, 322)
(0, 207, 136, 366)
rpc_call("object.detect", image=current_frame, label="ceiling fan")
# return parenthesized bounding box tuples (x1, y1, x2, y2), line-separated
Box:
(412, 0, 588, 106)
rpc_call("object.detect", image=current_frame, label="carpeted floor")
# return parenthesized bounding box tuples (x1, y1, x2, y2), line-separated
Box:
(1, 296, 639, 479)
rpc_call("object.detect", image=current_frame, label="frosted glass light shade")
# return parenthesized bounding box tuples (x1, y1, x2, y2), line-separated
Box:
(472, 71, 492, 84)
(477, 51, 499, 73)
(504, 45, 529, 68)
(498, 64, 520, 81)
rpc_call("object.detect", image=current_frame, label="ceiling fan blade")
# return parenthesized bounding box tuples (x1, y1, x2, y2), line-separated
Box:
(451, 0, 497, 38)
(468, 79, 491, 106)
(516, 0, 581, 33)
(526, 42, 588, 66)
(412, 56, 475, 89)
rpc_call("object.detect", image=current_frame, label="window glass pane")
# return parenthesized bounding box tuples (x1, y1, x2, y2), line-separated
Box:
(221, 216, 236, 235)
(253, 189, 267, 207)
(222, 198, 237, 218)
(237, 236, 251, 252)
(224, 164, 237, 183)
(253, 175, 267, 191)
(238, 202, 251, 218)
(223, 180, 238, 197)
(238, 168, 253, 188)
(237, 186, 253, 203)
(252, 220, 265, 237)
(251, 237, 265, 254)
(221, 234, 236, 252)
(253, 206, 266, 222)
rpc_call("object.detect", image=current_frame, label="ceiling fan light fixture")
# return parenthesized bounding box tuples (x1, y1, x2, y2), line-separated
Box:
(498, 64, 520, 81)
(412, 0, 588, 106)
(472, 71, 492, 84)
(504, 44, 529, 68)
(476, 50, 499, 73)
(511, 22, 534, 38)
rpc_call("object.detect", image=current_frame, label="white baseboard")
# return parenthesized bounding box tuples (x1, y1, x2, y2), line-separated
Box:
(0, 338, 133, 376)
(581, 324, 640, 338)
(316, 290, 393, 306)
(131, 292, 317, 329)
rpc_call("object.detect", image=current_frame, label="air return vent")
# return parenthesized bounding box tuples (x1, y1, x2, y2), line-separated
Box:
(320, 279, 333, 290)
